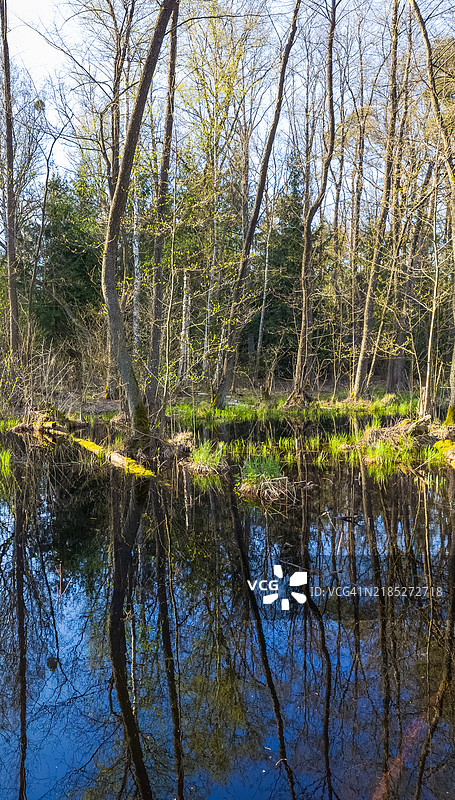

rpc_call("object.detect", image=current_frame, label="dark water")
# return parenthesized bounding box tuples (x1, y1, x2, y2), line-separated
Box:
(1, 436, 454, 800)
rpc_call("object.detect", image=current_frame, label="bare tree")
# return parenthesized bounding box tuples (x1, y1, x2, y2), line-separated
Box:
(409, 0, 455, 421)
(214, 0, 301, 408)
(352, 0, 400, 399)
(286, 0, 337, 404)
(145, 2, 179, 413)
(102, 0, 177, 433)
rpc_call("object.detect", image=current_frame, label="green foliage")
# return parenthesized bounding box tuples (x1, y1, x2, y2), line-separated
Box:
(35, 174, 102, 339)
(363, 437, 415, 480)
(421, 445, 447, 468)
(246, 161, 304, 378)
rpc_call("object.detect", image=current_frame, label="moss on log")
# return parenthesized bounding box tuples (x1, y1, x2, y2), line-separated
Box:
(70, 435, 155, 477)
(434, 439, 455, 468)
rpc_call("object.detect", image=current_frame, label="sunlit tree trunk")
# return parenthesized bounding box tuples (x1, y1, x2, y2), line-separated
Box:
(255, 201, 273, 380)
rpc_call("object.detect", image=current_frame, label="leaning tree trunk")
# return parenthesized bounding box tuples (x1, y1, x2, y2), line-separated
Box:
(102, 0, 177, 434)
(1, 0, 19, 357)
(213, 0, 301, 409)
(145, 3, 178, 412)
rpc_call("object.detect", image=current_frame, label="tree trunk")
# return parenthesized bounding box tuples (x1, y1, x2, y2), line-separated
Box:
(386, 11, 412, 392)
(213, 0, 301, 409)
(152, 486, 185, 800)
(348, 51, 366, 390)
(145, 3, 178, 412)
(102, 0, 176, 433)
(1, 0, 19, 356)
(14, 479, 27, 800)
(108, 481, 154, 799)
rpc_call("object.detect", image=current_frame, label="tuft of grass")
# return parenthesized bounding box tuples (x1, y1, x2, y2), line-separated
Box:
(366, 440, 394, 473)
(420, 445, 447, 469)
(241, 455, 282, 483)
(192, 473, 222, 490)
(363, 436, 415, 480)
(192, 440, 224, 471)
(327, 432, 352, 458)
(306, 434, 320, 452)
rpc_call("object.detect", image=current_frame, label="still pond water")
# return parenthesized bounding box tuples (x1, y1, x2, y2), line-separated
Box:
(0, 428, 454, 800)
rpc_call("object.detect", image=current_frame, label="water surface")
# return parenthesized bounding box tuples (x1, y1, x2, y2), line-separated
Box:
(0, 435, 454, 800)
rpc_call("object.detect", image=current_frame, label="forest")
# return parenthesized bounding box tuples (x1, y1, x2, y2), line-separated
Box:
(3, 3, 455, 799)
(2, 0, 455, 432)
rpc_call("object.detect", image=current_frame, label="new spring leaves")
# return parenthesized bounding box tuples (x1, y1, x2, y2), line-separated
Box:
(248, 565, 308, 610)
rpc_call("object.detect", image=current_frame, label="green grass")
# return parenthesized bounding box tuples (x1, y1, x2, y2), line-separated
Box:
(420, 445, 447, 469)
(363, 437, 415, 480)
(0, 449, 11, 477)
(223, 435, 299, 464)
(170, 392, 421, 449)
(192, 440, 224, 470)
(101, 411, 117, 421)
(113, 435, 125, 450)
(192, 473, 222, 490)
(327, 432, 352, 457)
(0, 418, 20, 433)
(306, 434, 321, 452)
(241, 455, 282, 483)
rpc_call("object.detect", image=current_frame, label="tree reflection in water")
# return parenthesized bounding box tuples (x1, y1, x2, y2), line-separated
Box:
(0, 440, 454, 798)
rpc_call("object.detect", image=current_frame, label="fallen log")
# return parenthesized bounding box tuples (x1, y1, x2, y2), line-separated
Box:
(9, 416, 156, 478)
(56, 431, 156, 478)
